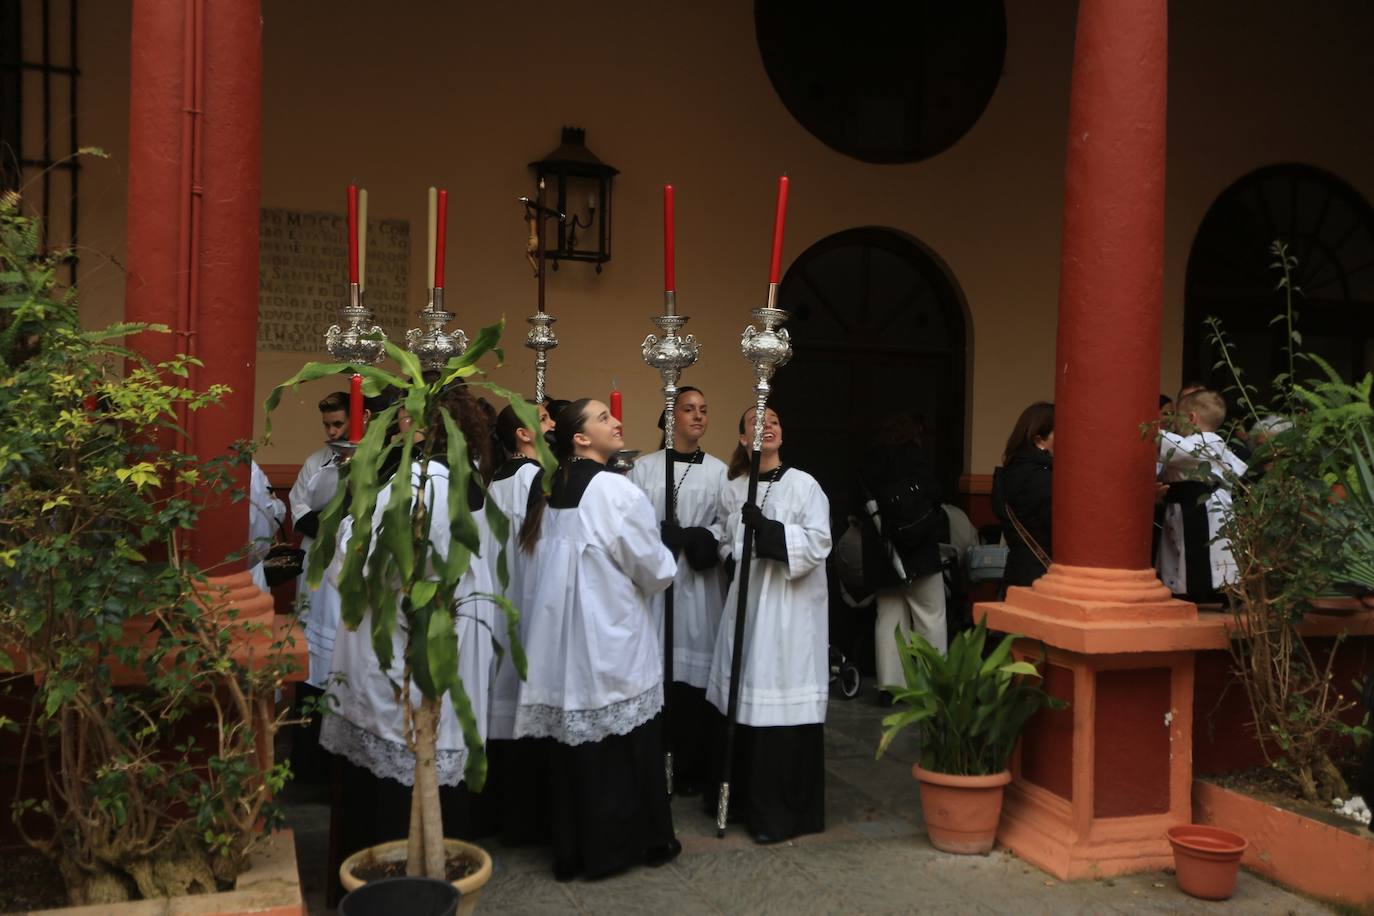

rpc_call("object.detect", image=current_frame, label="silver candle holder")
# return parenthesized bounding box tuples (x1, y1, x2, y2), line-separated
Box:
(405, 288, 469, 371)
(324, 282, 388, 366)
(739, 303, 792, 448)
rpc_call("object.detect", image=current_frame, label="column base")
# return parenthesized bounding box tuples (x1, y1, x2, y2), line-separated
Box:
(977, 564, 1207, 881)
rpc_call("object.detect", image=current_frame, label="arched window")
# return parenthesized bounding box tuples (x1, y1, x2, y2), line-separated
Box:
(754, 0, 1006, 164)
(1184, 164, 1374, 403)
(769, 228, 968, 516)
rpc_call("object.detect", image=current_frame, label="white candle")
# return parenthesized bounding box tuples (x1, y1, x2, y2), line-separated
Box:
(358, 188, 369, 292)
(427, 186, 438, 290)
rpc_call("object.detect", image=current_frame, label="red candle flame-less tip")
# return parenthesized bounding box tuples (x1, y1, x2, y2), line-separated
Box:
(609, 387, 623, 422)
(768, 175, 789, 285)
(663, 184, 676, 292)
(347, 184, 360, 285)
(349, 374, 364, 442)
(435, 189, 449, 289)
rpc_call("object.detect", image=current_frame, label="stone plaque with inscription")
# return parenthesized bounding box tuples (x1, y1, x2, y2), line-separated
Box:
(258, 207, 411, 352)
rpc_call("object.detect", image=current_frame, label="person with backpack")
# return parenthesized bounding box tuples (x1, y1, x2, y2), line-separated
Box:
(857, 413, 949, 691)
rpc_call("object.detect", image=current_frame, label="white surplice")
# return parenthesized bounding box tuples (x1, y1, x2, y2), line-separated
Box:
(1157, 430, 1248, 594)
(485, 458, 541, 740)
(289, 445, 345, 688)
(248, 461, 286, 593)
(320, 459, 496, 787)
(513, 467, 676, 746)
(707, 467, 832, 727)
(627, 449, 729, 689)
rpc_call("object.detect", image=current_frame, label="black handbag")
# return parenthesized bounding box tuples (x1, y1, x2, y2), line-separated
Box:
(260, 519, 305, 588)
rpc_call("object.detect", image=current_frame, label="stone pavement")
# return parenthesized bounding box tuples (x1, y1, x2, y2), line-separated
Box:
(285, 681, 1334, 915)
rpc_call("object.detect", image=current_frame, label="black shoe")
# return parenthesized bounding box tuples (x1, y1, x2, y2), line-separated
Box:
(751, 831, 785, 845)
(645, 839, 682, 867)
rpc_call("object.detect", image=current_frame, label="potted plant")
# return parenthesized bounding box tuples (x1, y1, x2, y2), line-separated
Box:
(876, 617, 1064, 854)
(0, 190, 305, 906)
(266, 330, 551, 912)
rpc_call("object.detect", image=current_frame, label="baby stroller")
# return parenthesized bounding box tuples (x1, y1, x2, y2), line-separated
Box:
(829, 644, 861, 699)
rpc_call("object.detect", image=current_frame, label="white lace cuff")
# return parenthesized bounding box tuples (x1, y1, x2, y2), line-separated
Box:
(514, 683, 662, 746)
(320, 714, 470, 787)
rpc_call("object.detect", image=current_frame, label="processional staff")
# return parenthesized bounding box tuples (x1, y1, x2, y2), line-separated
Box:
(716, 175, 793, 836)
(641, 183, 700, 794)
(521, 179, 565, 403)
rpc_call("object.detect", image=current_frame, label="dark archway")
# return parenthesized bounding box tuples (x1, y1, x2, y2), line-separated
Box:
(769, 228, 968, 521)
(1184, 164, 1374, 403)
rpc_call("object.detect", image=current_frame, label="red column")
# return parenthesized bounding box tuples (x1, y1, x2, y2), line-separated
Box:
(124, 0, 261, 573)
(1051, 0, 1167, 572)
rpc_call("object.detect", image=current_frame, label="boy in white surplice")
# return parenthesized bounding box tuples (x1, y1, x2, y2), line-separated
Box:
(1157, 389, 1248, 601)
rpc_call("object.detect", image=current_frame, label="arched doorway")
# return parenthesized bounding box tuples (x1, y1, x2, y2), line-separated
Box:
(769, 228, 968, 521)
(1184, 164, 1374, 402)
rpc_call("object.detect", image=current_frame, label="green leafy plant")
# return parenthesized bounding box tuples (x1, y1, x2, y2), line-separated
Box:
(876, 617, 1065, 776)
(0, 190, 303, 904)
(265, 330, 553, 879)
(1203, 239, 1374, 802)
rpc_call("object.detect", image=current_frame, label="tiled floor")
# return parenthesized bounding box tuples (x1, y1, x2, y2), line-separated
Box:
(284, 682, 1336, 915)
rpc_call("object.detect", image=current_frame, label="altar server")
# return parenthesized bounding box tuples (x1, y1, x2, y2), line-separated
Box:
(321, 385, 497, 854)
(706, 404, 831, 844)
(627, 386, 729, 795)
(1157, 388, 1248, 602)
(514, 398, 679, 880)
(247, 460, 286, 593)
(484, 400, 555, 844)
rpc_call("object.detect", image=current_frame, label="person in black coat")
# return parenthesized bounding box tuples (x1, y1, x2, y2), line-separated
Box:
(992, 402, 1054, 594)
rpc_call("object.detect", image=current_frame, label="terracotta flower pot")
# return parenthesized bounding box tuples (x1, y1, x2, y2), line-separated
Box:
(340, 838, 493, 916)
(913, 765, 1012, 854)
(1166, 824, 1247, 901)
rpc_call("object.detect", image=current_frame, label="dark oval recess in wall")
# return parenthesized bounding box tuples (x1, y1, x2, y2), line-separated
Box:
(755, 0, 1007, 164)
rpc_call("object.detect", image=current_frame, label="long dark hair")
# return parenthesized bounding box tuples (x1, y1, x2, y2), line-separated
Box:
(429, 383, 494, 478)
(494, 404, 526, 459)
(1002, 401, 1054, 464)
(727, 403, 778, 480)
(518, 398, 593, 553)
(657, 385, 704, 450)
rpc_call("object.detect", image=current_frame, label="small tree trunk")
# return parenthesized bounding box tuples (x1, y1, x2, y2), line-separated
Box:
(412, 696, 447, 879)
(405, 776, 423, 876)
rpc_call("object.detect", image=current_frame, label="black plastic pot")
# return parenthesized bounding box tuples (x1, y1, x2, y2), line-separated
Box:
(339, 876, 460, 916)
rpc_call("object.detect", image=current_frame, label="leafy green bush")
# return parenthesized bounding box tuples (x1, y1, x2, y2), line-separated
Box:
(877, 617, 1064, 776)
(0, 191, 300, 904)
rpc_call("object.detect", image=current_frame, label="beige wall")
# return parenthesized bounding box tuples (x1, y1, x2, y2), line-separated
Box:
(68, 1, 1374, 475)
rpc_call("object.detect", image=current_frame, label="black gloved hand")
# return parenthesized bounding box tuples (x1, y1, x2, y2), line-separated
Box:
(294, 510, 321, 539)
(681, 526, 720, 571)
(742, 502, 787, 562)
(660, 520, 685, 559)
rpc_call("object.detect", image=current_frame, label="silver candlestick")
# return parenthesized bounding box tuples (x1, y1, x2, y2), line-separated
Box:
(740, 303, 792, 446)
(324, 282, 387, 366)
(405, 288, 469, 371)
(525, 311, 559, 403)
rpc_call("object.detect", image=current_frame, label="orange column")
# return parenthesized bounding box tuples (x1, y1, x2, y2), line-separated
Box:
(979, 0, 1214, 880)
(124, 0, 262, 575)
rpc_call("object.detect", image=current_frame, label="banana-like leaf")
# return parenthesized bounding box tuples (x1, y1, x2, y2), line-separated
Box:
(261, 360, 407, 442)
(451, 679, 488, 792)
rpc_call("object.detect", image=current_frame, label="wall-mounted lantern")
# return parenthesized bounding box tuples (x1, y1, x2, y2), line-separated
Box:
(529, 127, 617, 272)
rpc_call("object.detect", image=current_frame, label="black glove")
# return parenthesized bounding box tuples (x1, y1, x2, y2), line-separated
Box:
(680, 526, 720, 571)
(294, 510, 321, 539)
(742, 502, 787, 562)
(660, 520, 685, 559)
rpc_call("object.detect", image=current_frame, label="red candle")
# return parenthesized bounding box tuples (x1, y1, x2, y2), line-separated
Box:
(347, 184, 359, 285)
(768, 175, 789, 285)
(663, 184, 676, 292)
(349, 373, 364, 442)
(434, 189, 449, 289)
(609, 388, 623, 422)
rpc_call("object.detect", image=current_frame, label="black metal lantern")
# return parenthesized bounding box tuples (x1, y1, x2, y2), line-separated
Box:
(530, 127, 617, 273)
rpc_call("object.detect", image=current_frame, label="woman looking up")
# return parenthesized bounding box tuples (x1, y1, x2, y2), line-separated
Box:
(706, 404, 832, 844)
(628, 386, 729, 797)
(514, 399, 679, 880)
